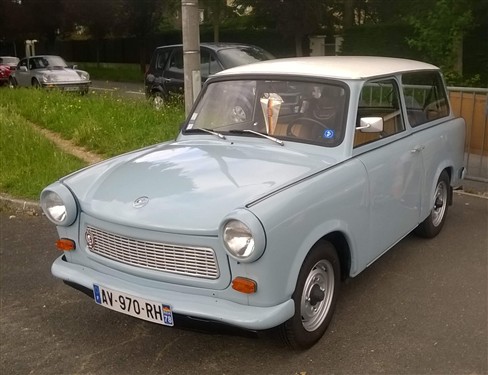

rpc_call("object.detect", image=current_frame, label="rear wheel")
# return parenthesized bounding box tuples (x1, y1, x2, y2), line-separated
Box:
(415, 171, 450, 238)
(279, 241, 340, 349)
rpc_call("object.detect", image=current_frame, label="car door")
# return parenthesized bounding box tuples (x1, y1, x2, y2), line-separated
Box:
(162, 47, 184, 95)
(353, 78, 423, 265)
(15, 58, 31, 86)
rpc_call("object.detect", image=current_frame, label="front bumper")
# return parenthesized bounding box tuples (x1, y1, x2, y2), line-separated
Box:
(42, 81, 91, 92)
(52, 255, 294, 330)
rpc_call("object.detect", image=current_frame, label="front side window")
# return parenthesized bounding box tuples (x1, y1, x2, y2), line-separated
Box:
(185, 79, 348, 147)
(200, 50, 222, 77)
(167, 49, 184, 73)
(402, 71, 449, 127)
(354, 79, 405, 147)
(155, 49, 171, 70)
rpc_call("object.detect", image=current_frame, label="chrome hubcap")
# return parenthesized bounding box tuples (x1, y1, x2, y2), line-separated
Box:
(153, 95, 164, 110)
(301, 259, 334, 332)
(432, 180, 447, 227)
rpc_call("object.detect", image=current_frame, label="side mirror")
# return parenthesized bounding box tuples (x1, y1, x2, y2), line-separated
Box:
(19, 66, 28, 72)
(356, 117, 383, 133)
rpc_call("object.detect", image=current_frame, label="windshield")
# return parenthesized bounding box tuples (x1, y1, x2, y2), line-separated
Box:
(217, 47, 274, 68)
(30, 56, 68, 69)
(185, 79, 348, 147)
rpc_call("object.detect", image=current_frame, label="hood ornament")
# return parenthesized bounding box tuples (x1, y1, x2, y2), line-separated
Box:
(133, 196, 149, 208)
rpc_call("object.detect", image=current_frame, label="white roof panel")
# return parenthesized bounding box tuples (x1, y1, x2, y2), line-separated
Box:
(216, 56, 439, 80)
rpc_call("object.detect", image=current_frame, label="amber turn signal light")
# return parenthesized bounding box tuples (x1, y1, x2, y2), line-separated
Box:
(231, 277, 257, 294)
(56, 238, 76, 251)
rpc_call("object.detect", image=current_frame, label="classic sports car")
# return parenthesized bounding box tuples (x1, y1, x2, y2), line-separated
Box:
(0, 56, 19, 85)
(9, 55, 90, 93)
(41, 56, 465, 349)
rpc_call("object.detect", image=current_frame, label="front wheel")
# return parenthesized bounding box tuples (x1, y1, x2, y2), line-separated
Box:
(32, 79, 41, 89)
(415, 170, 450, 238)
(8, 77, 17, 89)
(279, 241, 340, 349)
(150, 92, 166, 110)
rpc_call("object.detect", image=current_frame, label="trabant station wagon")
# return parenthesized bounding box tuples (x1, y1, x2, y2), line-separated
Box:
(41, 56, 465, 349)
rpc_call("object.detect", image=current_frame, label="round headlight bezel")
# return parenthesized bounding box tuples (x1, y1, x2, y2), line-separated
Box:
(220, 210, 266, 263)
(40, 183, 78, 226)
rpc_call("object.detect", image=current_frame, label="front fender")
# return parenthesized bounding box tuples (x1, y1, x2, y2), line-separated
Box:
(239, 159, 369, 307)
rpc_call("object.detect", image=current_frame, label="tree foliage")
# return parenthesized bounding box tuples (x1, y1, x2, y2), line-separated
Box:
(230, 0, 329, 56)
(405, 0, 474, 73)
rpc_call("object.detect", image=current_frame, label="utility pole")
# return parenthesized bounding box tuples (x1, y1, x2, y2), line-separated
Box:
(181, 0, 201, 116)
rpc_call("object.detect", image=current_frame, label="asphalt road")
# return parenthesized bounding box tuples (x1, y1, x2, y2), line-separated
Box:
(91, 80, 145, 100)
(1, 192, 487, 375)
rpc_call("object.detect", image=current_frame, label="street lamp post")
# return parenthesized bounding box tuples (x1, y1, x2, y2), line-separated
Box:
(181, 0, 201, 116)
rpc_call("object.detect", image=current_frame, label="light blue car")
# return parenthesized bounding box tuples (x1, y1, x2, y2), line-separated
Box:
(40, 56, 465, 349)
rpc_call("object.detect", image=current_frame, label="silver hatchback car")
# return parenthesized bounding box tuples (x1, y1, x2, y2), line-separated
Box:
(10, 55, 91, 93)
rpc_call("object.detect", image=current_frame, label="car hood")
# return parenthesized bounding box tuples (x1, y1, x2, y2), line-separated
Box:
(63, 140, 338, 234)
(39, 67, 85, 81)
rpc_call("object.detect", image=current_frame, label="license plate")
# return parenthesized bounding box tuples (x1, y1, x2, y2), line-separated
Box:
(93, 284, 174, 326)
(64, 87, 79, 91)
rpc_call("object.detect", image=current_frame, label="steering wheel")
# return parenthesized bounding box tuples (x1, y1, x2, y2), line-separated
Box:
(288, 118, 336, 143)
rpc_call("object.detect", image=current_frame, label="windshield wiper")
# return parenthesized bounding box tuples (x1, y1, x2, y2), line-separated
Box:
(185, 128, 226, 140)
(229, 129, 284, 146)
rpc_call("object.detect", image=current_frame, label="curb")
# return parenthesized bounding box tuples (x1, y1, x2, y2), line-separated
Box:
(0, 194, 43, 216)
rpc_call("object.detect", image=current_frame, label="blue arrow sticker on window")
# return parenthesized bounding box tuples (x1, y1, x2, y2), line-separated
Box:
(323, 129, 335, 139)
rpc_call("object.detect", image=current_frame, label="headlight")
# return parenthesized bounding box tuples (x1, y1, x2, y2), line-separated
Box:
(40, 183, 78, 226)
(224, 220, 255, 258)
(78, 71, 89, 81)
(41, 74, 53, 83)
(220, 210, 266, 262)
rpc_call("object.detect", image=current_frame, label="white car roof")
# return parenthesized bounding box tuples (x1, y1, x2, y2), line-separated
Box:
(216, 56, 439, 80)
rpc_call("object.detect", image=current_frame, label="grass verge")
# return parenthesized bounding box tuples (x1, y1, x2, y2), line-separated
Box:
(0, 105, 87, 200)
(1, 88, 184, 157)
(0, 88, 185, 200)
(76, 62, 144, 83)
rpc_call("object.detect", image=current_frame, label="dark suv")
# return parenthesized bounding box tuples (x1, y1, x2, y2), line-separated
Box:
(144, 43, 273, 109)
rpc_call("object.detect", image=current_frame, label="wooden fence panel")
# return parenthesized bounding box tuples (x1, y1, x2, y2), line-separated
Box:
(448, 88, 488, 181)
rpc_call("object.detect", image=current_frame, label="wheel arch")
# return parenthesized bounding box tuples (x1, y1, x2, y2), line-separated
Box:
(314, 232, 351, 281)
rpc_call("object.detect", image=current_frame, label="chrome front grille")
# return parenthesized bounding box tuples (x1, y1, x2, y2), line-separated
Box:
(85, 226, 219, 279)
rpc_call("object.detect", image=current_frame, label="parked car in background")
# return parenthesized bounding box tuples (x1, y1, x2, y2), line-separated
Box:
(144, 43, 274, 109)
(41, 56, 465, 349)
(9, 55, 91, 93)
(0, 56, 19, 85)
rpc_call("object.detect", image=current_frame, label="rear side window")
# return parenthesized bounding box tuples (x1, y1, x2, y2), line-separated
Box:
(402, 71, 449, 127)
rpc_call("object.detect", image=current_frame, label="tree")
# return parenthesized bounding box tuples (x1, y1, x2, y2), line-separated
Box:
(64, 0, 124, 66)
(117, 0, 168, 72)
(231, 0, 328, 56)
(405, 0, 474, 73)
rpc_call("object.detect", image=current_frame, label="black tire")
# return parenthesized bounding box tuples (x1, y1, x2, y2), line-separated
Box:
(415, 170, 450, 238)
(32, 79, 41, 89)
(8, 77, 17, 89)
(279, 241, 340, 349)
